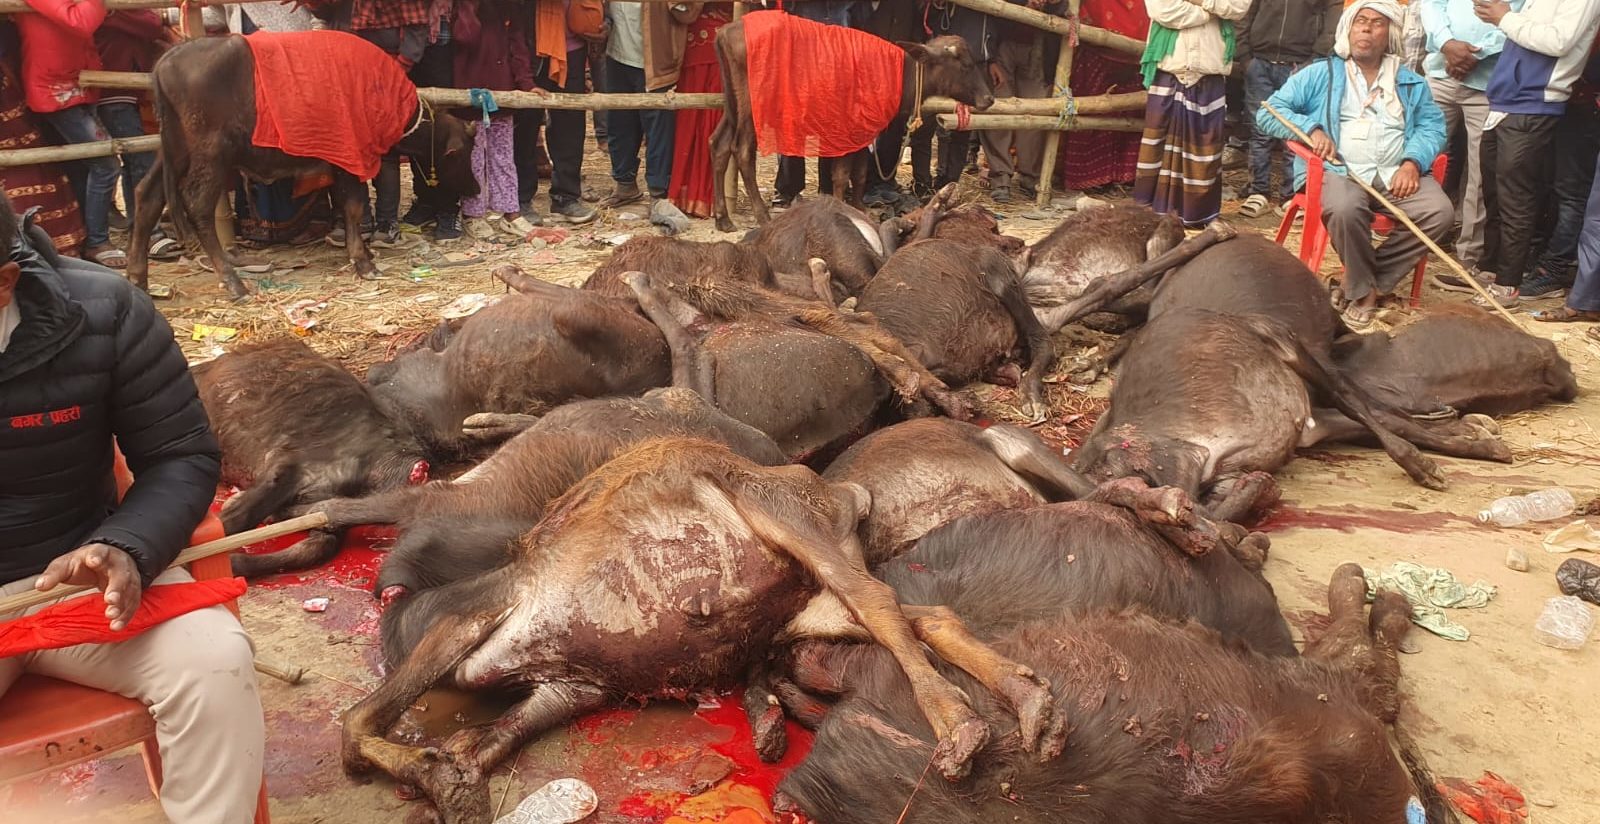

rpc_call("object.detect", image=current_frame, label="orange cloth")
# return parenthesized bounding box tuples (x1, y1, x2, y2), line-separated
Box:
(536, 0, 569, 87)
(0, 578, 248, 658)
(245, 30, 419, 181)
(743, 10, 903, 158)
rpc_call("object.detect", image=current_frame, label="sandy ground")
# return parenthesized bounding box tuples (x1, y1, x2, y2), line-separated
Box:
(5, 149, 1600, 824)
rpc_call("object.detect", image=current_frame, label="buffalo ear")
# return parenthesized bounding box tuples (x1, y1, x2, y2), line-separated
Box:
(462, 119, 479, 139)
(897, 41, 934, 62)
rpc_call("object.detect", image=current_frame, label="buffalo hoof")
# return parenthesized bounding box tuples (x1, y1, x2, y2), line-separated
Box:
(744, 690, 789, 763)
(997, 670, 1067, 761)
(398, 748, 489, 824)
(715, 215, 736, 233)
(1462, 413, 1501, 436)
(356, 264, 381, 281)
(933, 713, 991, 781)
(1405, 453, 1448, 491)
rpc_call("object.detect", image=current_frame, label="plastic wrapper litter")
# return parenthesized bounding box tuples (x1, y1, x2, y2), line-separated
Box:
(1556, 558, 1600, 606)
(1534, 595, 1595, 650)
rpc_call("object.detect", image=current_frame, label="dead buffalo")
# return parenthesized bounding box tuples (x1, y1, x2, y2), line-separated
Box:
(341, 437, 1063, 823)
(712, 12, 994, 230)
(245, 388, 785, 586)
(582, 235, 794, 298)
(129, 31, 478, 299)
(192, 338, 428, 557)
(1333, 303, 1579, 418)
(1148, 232, 1342, 349)
(1022, 204, 1186, 331)
(821, 417, 1095, 563)
(368, 266, 669, 457)
(741, 196, 893, 297)
(777, 565, 1418, 823)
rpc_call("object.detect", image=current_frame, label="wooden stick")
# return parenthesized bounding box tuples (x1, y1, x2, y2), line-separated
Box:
(0, 512, 330, 615)
(1034, 0, 1081, 209)
(945, 0, 1145, 56)
(937, 113, 1143, 133)
(1260, 103, 1525, 329)
(924, 90, 1145, 117)
(254, 655, 306, 685)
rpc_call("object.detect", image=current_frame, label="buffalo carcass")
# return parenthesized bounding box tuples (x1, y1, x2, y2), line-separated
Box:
(712, 14, 994, 230)
(580, 235, 818, 299)
(190, 339, 429, 566)
(129, 32, 478, 299)
(241, 387, 785, 584)
(740, 196, 896, 298)
(778, 566, 1418, 823)
(1333, 303, 1579, 418)
(340, 438, 1067, 823)
(367, 266, 669, 458)
(1021, 203, 1187, 331)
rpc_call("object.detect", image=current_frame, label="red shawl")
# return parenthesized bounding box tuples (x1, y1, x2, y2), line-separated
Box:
(246, 30, 419, 181)
(743, 11, 904, 158)
(0, 578, 247, 658)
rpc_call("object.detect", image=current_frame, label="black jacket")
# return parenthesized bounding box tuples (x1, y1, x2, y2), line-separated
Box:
(0, 222, 220, 587)
(1237, 0, 1343, 65)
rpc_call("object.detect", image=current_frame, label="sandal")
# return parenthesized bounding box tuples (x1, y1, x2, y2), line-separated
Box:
(1238, 193, 1270, 218)
(87, 245, 128, 269)
(1341, 302, 1378, 333)
(149, 236, 183, 261)
(1530, 306, 1600, 323)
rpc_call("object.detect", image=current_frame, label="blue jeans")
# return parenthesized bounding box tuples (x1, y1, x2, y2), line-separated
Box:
(1569, 146, 1600, 312)
(1535, 104, 1600, 279)
(45, 105, 118, 249)
(1244, 59, 1296, 201)
(604, 57, 675, 195)
(97, 101, 154, 223)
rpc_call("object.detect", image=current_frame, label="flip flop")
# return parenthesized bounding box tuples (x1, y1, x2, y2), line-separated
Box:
(1530, 306, 1600, 322)
(88, 246, 128, 269)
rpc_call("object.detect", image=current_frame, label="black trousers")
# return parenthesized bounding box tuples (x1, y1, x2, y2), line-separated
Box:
(1481, 113, 1558, 287)
(409, 41, 458, 214)
(866, 112, 912, 191)
(523, 47, 590, 207)
(909, 119, 971, 191)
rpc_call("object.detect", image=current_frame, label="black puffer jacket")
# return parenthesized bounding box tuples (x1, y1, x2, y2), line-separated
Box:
(1237, 0, 1343, 65)
(0, 215, 220, 587)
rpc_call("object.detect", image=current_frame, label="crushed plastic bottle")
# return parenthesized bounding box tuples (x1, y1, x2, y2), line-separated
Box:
(1478, 488, 1576, 528)
(1533, 595, 1595, 650)
(493, 778, 598, 824)
(1556, 558, 1600, 606)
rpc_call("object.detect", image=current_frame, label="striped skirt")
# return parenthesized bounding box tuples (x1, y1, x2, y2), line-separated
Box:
(1133, 72, 1226, 228)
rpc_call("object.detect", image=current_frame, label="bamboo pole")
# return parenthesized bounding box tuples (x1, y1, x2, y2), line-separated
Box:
(1260, 103, 1525, 329)
(0, 513, 331, 615)
(1034, 0, 1080, 209)
(0, 134, 161, 168)
(0, 0, 230, 10)
(945, 0, 1145, 57)
(938, 113, 1143, 132)
(923, 90, 1145, 116)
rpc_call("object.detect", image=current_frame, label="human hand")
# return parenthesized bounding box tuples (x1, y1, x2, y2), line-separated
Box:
(35, 544, 144, 632)
(1389, 161, 1420, 199)
(1307, 128, 1337, 161)
(1473, 0, 1511, 26)
(1440, 39, 1480, 79)
(581, 19, 611, 44)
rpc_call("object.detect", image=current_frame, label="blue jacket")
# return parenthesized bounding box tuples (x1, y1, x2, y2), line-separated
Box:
(1257, 56, 1448, 191)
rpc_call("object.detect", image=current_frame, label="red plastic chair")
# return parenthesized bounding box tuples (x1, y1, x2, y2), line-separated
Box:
(1274, 140, 1447, 308)
(0, 446, 270, 823)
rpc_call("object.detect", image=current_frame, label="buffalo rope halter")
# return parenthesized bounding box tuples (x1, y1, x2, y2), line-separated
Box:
(403, 93, 440, 187)
(873, 61, 926, 185)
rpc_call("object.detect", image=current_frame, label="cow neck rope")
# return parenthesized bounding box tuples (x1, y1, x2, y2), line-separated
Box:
(874, 61, 925, 184)
(407, 94, 439, 186)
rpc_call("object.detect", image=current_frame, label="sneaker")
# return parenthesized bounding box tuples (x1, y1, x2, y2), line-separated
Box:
(862, 186, 899, 207)
(1471, 283, 1520, 308)
(369, 222, 406, 249)
(599, 182, 643, 208)
(1519, 269, 1571, 300)
(991, 185, 1012, 204)
(400, 202, 437, 230)
(551, 199, 597, 225)
(432, 211, 462, 241)
(518, 206, 544, 227)
(1433, 268, 1495, 294)
(464, 216, 500, 241)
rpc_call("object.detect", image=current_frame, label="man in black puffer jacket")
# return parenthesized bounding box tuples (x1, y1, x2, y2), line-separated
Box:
(0, 191, 265, 824)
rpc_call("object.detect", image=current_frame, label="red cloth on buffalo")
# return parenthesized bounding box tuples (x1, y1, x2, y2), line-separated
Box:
(743, 10, 903, 158)
(245, 30, 419, 181)
(0, 578, 247, 658)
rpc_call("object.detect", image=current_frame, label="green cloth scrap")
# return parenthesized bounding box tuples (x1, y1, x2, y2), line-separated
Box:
(1363, 562, 1497, 641)
(1140, 21, 1237, 88)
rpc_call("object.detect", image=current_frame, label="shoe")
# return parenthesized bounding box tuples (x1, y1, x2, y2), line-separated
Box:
(1520, 268, 1571, 300)
(1018, 181, 1038, 200)
(599, 182, 643, 208)
(1433, 268, 1495, 294)
(1471, 284, 1520, 308)
(465, 216, 500, 241)
(648, 188, 668, 201)
(432, 211, 463, 241)
(400, 202, 437, 230)
(500, 215, 539, 238)
(1341, 302, 1378, 333)
(991, 185, 1012, 204)
(519, 205, 544, 226)
(369, 222, 406, 249)
(551, 199, 597, 225)
(769, 192, 794, 209)
(327, 219, 374, 248)
(911, 181, 935, 200)
(1238, 193, 1270, 218)
(862, 186, 899, 207)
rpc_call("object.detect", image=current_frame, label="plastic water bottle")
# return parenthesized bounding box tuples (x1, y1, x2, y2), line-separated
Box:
(1477, 488, 1576, 527)
(1534, 595, 1595, 650)
(494, 778, 598, 824)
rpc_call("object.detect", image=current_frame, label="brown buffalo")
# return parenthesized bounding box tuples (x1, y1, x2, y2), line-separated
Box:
(1022, 204, 1186, 331)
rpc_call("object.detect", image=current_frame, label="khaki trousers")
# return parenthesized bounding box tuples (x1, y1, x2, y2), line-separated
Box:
(981, 38, 1050, 188)
(0, 567, 266, 824)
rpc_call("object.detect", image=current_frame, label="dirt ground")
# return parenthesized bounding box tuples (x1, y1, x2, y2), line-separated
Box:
(6, 149, 1600, 824)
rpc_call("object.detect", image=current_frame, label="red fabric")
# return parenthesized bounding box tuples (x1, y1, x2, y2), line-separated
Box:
(743, 10, 903, 158)
(0, 62, 85, 256)
(668, 9, 731, 217)
(1437, 772, 1529, 824)
(246, 30, 420, 181)
(0, 578, 247, 658)
(1079, 0, 1150, 66)
(15, 0, 106, 114)
(1058, 49, 1143, 191)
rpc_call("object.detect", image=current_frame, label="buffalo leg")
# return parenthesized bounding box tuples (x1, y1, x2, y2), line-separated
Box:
(729, 486, 995, 780)
(1204, 470, 1281, 524)
(710, 106, 735, 232)
(185, 163, 248, 299)
(878, 216, 913, 258)
(1305, 406, 1511, 463)
(742, 666, 790, 763)
(806, 258, 836, 303)
(1051, 221, 1237, 327)
(491, 264, 571, 296)
(1085, 476, 1224, 557)
(978, 424, 1096, 499)
(127, 154, 167, 291)
(341, 610, 504, 824)
(621, 271, 716, 399)
(901, 604, 1068, 761)
(1241, 317, 1447, 490)
(460, 412, 543, 444)
(218, 461, 303, 534)
(983, 269, 1054, 422)
(736, 122, 768, 226)
(805, 310, 972, 419)
(915, 182, 957, 242)
(440, 682, 607, 777)
(336, 173, 379, 281)
(231, 530, 343, 578)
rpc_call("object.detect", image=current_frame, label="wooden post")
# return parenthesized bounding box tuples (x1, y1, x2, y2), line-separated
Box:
(1034, 0, 1080, 210)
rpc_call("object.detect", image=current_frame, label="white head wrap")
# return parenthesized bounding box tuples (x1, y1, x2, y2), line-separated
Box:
(1335, 0, 1406, 121)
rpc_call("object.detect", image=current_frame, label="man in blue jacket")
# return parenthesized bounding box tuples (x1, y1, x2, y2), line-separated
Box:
(1258, 0, 1450, 331)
